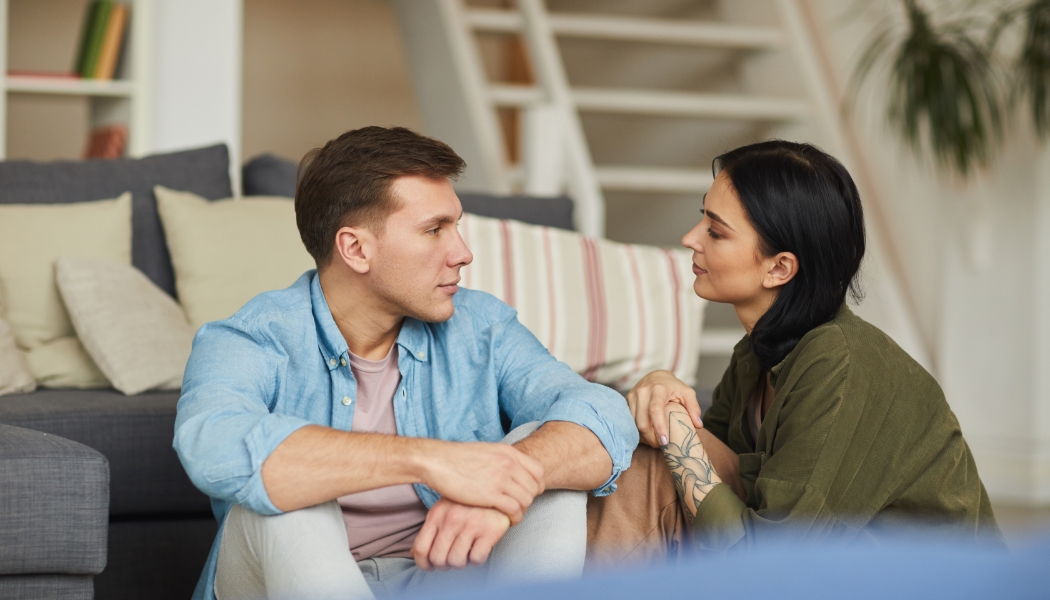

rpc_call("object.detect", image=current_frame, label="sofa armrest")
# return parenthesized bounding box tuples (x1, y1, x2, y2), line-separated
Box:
(0, 424, 109, 576)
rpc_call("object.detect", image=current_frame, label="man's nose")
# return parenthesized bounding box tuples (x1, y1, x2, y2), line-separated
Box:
(450, 233, 473, 267)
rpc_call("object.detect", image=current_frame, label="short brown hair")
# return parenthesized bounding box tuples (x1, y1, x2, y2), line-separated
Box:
(294, 126, 466, 267)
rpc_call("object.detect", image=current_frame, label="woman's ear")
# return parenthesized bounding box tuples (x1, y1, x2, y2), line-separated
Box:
(334, 226, 374, 275)
(763, 251, 798, 290)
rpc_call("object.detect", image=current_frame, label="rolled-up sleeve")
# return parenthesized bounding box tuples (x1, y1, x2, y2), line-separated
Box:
(492, 304, 638, 496)
(173, 319, 312, 515)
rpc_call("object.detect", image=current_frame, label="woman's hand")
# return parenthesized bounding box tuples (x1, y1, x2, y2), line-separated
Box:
(627, 370, 704, 448)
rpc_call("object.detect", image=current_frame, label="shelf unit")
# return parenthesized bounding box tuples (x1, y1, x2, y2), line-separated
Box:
(0, 0, 152, 159)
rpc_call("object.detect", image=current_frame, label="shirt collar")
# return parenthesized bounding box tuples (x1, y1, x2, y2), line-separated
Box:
(311, 272, 431, 369)
(311, 273, 348, 371)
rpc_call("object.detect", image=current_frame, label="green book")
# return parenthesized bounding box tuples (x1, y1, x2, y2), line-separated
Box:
(73, 1, 101, 76)
(81, 1, 113, 78)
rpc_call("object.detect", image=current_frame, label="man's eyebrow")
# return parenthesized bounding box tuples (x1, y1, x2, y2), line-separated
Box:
(704, 209, 735, 232)
(418, 211, 461, 229)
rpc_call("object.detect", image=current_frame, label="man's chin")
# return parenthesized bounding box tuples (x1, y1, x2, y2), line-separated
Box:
(409, 302, 455, 324)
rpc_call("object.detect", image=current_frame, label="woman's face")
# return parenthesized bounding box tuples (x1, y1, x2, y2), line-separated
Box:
(681, 172, 780, 311)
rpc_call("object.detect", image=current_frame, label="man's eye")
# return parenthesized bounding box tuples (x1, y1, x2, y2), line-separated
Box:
(427, 228, 440, 235)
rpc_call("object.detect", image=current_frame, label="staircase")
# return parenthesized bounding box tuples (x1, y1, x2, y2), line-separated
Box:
(391, 0, 931, 374)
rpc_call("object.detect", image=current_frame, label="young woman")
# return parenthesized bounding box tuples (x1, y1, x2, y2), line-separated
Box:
(589, 141, 999, 557)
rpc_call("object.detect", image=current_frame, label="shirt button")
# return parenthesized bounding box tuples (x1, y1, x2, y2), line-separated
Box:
(341, 396, 352, 406)
(329, 358, 337, 367)
(340, 357, 347, 367)
(417, 351, 425, 359)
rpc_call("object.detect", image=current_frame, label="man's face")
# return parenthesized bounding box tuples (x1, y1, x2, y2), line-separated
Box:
(368, 175, 473, 323)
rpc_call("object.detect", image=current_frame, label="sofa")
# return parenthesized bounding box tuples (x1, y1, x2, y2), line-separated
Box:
(0, 145, 595, 599)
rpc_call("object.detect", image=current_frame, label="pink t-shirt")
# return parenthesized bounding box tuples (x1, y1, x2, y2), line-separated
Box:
(336, 345, 428, 560)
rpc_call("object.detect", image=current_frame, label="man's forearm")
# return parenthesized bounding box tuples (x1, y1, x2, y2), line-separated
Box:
(513, 421, 612, 491)
(262, 425, 431, 512)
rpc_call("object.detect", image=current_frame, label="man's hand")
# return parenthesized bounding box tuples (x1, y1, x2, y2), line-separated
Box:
(412, 498, 511, 571)
(627, 370, 704, 448)
(421, 441, 544, 525)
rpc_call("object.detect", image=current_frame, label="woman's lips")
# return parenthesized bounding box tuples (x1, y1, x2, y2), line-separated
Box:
(692, 263, 707, 275)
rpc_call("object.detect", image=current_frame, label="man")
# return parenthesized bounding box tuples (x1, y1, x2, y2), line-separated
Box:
(174, 126, 638, 600)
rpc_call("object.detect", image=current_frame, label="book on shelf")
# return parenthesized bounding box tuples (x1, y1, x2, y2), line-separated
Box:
(83, 124, 128, 159)
(73, 1, 131, 80)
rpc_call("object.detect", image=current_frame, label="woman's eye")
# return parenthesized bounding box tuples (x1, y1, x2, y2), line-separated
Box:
(707, 228, 722, 240)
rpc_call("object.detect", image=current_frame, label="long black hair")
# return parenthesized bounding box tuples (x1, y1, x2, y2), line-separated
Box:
(713, 140, 866, 371)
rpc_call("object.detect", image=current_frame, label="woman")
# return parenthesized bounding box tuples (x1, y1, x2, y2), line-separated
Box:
(587, 141, 999, 560)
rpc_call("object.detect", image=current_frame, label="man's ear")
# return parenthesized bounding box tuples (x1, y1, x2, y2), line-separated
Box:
(762, 251, 798, 290)
(333, 226, 374, 275)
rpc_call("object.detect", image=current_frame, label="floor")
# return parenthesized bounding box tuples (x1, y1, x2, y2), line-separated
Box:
(991, 503, 1050, 548)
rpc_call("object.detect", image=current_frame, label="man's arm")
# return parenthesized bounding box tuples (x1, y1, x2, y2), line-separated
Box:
(261, 425, 544, 524)
(512, 421, 612, 491)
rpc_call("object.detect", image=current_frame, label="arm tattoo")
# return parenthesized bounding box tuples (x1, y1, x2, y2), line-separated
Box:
(661, 411, 721, 516)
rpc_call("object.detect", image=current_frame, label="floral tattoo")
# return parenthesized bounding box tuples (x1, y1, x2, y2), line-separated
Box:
(661, 410, 720, 515)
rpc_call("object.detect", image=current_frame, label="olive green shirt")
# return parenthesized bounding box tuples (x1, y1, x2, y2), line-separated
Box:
(695, 306, 1001, 549)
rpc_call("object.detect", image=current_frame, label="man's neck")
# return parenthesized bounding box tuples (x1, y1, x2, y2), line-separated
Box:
(319, 268, 404, 361)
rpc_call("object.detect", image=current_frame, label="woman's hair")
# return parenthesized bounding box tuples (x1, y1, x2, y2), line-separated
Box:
(713, 140, 866, 371)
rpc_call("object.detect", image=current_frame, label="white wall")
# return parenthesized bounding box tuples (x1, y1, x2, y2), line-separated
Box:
(148, 0, 242, 190)
(805, 0, 1050, 505)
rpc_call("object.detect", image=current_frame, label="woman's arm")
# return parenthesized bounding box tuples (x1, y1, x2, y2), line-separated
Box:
(661, 405, 721, 515)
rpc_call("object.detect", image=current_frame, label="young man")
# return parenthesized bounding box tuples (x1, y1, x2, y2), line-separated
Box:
(174, 126, 638, 600)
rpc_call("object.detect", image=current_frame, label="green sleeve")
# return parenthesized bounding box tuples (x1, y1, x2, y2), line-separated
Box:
(701, 352, 740, 444)
(692, 336, 850, 549)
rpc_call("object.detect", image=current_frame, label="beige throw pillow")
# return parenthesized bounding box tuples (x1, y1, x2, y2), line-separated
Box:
(154, 186, 315, 329)
(0, 194, 132, 388)
(57, 258, 194, 395)
(0, 316, 35, 397)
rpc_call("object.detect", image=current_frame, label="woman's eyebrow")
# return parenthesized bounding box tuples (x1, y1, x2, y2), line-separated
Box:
(704, 209, 736, 232)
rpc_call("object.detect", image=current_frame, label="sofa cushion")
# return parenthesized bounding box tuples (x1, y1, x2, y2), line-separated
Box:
(155, 186, 315, 329)
(56, 258, 193, 395)
(240, 152, 577, 231)
(0, 144, 233, 297)
(459, 192, 575, 231)
(0, 424, 108, 575)
(460, 212, 705, 392)
(0, 194, 132, 389)
(0, 390, 210, 516)
(0, 575, 94, 600)
(242, 153, 297, 197)
(0, 315, 35, 397)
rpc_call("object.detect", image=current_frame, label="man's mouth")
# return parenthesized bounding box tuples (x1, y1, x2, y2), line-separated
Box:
(439, 279, 460, 293)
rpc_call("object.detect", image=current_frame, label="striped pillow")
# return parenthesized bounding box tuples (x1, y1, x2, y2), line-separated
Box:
(460, 213, 705, 392)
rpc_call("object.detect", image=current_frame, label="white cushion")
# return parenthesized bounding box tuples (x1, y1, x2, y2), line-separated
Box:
(459, 213, 705, 391)
(154, 186, 316, 329)
(0, 315, 35, 397)
(0, 194, 132, 388)
(57, 258, 194, 395)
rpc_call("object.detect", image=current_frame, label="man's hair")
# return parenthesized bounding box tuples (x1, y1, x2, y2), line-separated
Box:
(294, 126, 466, 267)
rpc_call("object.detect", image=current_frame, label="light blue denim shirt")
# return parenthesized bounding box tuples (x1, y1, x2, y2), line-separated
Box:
(174, 271, 638, 600)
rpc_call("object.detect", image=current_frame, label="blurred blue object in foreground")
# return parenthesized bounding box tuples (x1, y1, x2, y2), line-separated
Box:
(414, 537, 1050, 600)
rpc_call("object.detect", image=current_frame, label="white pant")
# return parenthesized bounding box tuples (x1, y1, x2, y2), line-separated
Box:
(214, 423, 587, 600)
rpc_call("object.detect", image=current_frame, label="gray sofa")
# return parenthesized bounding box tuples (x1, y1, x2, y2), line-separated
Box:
(0, 424, 109, 600)
(0, 146, 577, 599)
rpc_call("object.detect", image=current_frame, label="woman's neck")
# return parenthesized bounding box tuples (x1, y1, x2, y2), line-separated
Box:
(734, 292, 777, 334)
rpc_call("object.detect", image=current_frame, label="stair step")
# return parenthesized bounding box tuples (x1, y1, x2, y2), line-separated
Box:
(698, 327, 745, 356)
(595, 166, 714, 193)
(466, 9, 784, 50)
(490, 84, 809, 121)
